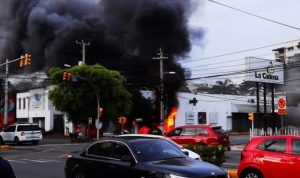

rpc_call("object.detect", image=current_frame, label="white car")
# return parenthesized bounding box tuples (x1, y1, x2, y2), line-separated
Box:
(118, 134, 202, 160)
(0, 123, 43, 145)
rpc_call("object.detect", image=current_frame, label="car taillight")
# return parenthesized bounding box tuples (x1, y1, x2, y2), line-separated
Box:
(21, 131, 25, 136)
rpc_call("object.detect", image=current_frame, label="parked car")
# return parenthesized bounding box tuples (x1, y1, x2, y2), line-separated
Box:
(118, 134, 202, 160)
(166, 125, 230, 150)
(0, 123, 42, 145)
(65, 137, 228, 178)
(238, 135, 300, 178)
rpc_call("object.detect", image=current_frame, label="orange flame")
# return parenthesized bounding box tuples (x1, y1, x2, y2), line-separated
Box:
(164, 107, 177, 134)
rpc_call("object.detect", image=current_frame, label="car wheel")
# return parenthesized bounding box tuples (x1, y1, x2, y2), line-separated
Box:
(14, 137, 20, 146)
(0, 136, 4, 145)
(32, 140, 39, 145)
(241, 169, 264, 178)
(73, 169, 86, 178)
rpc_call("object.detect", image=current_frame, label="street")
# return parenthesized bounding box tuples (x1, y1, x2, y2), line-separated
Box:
(1, 137, 89, 178)
(0, 134, 250, 178)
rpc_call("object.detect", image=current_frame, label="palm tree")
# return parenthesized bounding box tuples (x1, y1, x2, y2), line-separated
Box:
(209, 79, 238, 95)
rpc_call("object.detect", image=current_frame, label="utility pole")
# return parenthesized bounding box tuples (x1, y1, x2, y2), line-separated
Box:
(76, 40, 90, 64)
(153, 48, 168, 134)
(4, 59, 8, 128)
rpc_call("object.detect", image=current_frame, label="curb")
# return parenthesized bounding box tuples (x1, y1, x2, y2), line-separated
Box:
(228, 169, 238, 178)
(0, 145, 9, 151)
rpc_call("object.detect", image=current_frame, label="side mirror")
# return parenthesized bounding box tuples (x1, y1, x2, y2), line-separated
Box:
(183, 151, 189, 156)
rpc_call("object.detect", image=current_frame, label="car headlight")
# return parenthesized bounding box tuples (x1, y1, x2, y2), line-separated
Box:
(164, 174, 188, 178)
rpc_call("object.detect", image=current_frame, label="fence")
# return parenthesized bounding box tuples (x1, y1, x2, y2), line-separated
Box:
(250, 126, 300, 139)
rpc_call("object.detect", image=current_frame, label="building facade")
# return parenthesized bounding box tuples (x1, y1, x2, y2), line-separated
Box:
(16, 86, 73, 134)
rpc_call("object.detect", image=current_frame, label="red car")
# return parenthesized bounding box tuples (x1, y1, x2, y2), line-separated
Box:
(238, 135, 300, 178)
(166, 125, 230, 150)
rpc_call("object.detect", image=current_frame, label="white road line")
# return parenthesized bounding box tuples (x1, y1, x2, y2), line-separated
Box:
(22, 159, 61, 163)
(58, 154, 68, 158)
(8, 159, 27, 163)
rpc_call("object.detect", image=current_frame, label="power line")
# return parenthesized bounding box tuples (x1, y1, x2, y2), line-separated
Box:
(208, 0, 300, 31)
(178, 39, 300, 64)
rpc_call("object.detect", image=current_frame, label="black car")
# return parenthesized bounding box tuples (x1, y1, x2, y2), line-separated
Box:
(65, 137, 228, 178)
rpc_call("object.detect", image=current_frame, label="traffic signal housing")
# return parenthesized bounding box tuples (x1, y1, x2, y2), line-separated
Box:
(248, 112, 254, 121)
(62, 71, 68, 81)
(20, 53, 31, 67)
(19, 55, 25, 67)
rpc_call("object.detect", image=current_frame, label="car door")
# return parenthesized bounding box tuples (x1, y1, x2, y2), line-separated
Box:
(168, 128, 182, 144)
(110, 142, 146, 178)
(2, 126, 16, 141)
(256, 138, 289, 177)
(85, 141, 114, 178)
(288, 137, 300, 178)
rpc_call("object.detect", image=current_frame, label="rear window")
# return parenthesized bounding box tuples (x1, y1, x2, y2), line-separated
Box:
(212, 127, 227, 135)
(17, 125, 41, 131)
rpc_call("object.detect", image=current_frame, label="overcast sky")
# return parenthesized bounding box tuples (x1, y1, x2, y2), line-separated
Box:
(184, 0, 300, 84)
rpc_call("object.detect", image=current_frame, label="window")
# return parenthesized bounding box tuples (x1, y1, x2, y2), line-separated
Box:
(87, 141, 113, 157)
(23, 98, 26, 109)
(182, 128, 196, 135)
(111, 142, 132, 160)
(212, 127, 227, 135)
(196, 128, 208, 135)
(5, 126, 16, 132)
(198, 112, 206, 124)
(292, 139, 300, 155)
(257, 138, 286, 153)
(287, 47, 294, 51)
(19, 98, 21, 110)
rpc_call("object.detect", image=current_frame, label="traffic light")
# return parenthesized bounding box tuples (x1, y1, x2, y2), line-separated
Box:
(24, 53, 31, 66)
(248, 112, 254, 121)
(20, 53, 32, 67)
(67, 72, 72, 81)
(98, 107, 103, 117)
(62, 71, 68, 81)
(19, 55, 25, 67)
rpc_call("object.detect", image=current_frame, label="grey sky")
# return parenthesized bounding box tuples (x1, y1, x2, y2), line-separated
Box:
(184, 0, 300, 84)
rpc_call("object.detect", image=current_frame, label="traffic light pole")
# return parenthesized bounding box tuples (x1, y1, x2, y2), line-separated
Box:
(0, 57, 24, 128)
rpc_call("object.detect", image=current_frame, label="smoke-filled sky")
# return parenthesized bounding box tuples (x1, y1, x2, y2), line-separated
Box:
(0, 0, 202, 74)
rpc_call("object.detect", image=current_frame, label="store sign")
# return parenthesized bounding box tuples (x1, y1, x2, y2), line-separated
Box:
(245, 57, 284, 84)
(185, 111, 195, 124)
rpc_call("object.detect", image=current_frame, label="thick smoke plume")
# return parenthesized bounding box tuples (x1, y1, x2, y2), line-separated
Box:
(0, 0, 203, 121)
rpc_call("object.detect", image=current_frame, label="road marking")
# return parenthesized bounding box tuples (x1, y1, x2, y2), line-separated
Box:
(223, 162, 239, 166)
(22, 159, 61, 163)
(230, 145, 245, 151)
(8, 159, 27, 163)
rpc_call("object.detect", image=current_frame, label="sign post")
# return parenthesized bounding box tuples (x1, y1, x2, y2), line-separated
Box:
(277, 97, 287, 128)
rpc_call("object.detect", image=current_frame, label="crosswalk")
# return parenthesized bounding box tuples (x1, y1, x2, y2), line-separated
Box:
(9, 158, 62, 164)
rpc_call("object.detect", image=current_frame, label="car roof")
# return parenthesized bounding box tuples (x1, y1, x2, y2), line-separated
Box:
(178, 125, 221, 129)
(252, 135, 300, 140)
(11, 123, 39, 126)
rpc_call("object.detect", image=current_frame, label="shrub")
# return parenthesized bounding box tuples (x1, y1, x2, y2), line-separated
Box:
(184, 144, 226, 166)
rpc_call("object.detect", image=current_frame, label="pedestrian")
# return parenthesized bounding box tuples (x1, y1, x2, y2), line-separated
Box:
(0, 156, 16, 178)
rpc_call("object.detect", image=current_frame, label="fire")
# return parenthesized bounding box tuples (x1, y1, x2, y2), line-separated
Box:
(164, 107, 177, 134)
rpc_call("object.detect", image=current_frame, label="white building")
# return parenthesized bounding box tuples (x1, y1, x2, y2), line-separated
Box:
(273, 41, 300, 63)
(16, 86, 73, 134)
(175, 92, 277, 132)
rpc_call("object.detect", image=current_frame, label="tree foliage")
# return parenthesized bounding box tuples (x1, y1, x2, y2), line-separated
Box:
(209, 79, 238, 95)
(48, 64, 132, 124)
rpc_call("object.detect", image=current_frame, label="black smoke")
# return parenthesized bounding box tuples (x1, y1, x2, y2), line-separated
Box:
(0, 0, 203, 122)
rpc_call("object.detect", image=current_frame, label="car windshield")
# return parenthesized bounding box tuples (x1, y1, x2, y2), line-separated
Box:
(128, 139, 187, 162)
(18, 125, 41, 131)
(212, 127, 227, 135)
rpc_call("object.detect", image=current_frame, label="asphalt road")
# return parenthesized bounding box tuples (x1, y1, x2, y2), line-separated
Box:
(1, 137, 89, 178)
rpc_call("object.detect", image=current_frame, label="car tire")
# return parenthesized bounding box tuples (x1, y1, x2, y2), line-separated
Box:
(0, 136, 4, 145)
(14, 137, 20, 146)
(241, 169, 264, 178)
(73, 169, 86, 178)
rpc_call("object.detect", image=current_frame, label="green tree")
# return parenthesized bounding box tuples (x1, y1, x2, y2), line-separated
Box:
(238, 81, 257, 95)
(48, 64, 132, 124)
(209, 79, 238, 95)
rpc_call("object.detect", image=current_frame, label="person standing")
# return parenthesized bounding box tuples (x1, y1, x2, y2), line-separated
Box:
(0, 156, 16, 178)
